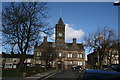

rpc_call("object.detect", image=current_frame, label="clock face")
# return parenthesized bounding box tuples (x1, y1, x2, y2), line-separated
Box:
(58, 33, 62, 37)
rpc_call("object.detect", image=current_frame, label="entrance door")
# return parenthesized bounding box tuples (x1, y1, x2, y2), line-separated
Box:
(57, 61, 62, 69)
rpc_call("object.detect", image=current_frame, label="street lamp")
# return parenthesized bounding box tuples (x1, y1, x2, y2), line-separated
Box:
(114, 1, 120, 6)
(113, 1, 120, 71)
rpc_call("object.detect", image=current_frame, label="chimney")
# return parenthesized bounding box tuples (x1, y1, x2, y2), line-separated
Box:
(43, 36, 47, 43)
(73, 38, 76, 43)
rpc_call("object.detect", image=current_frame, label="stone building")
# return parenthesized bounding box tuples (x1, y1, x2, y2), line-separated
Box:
(103, 44, 119, 65)
(34, 18, 86, 69)
(87, 51, 98, 68)
(87, 44, 119, 67)
(1, 52, 34, 68)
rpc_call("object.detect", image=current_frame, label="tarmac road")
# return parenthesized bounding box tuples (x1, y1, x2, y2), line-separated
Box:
(1, 70, 83, 80)
(41, 70, 83, 80)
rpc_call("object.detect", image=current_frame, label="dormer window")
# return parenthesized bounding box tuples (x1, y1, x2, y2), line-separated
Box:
(36, 52, 41, 56)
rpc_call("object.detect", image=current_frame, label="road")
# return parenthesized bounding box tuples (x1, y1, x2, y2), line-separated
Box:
(2, 69, 120, 80)
(41, 70, 83, 80)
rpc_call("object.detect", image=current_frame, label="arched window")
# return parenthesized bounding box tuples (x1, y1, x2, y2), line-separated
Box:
(59, 52, 62, 57)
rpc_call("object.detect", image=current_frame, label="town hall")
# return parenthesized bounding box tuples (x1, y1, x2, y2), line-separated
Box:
(34, 18, 86, 69)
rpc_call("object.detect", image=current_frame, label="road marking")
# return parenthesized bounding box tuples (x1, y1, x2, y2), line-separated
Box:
(26, 77, 40, 78)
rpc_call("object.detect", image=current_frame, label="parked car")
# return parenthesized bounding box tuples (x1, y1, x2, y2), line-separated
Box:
(110, 64, 120, 72)
(71, 65, 82, 70)
(83, 69, 120, 80)
(102, 65, 110, 71)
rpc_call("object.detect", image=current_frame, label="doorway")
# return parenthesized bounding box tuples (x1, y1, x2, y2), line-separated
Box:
(57, 61, 62, 69)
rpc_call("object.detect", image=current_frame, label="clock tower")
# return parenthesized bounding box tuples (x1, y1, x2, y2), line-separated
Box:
(55, 18, 65, 44)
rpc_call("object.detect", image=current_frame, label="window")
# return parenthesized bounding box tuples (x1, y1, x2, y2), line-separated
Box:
(37, 52, 41, 56)
(115, 55, 119, 57)
(68, 53, 72, 58)
(112, 55, 114, 57)
(116, 60, 119, 64)
(78, 53, 82, 58)
(27, 59, 31, 63)
(38, 60, 41, 64)
(78, 61, 82, 66)
(68, 61, 72, 65)
(59, 52, 62, 57)
(36, 60, 41, 64)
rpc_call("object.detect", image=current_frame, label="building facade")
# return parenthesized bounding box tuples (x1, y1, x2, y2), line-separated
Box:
(87, 51, 98, 68)
(34, 18, 86, 69)
(87, 44, 119, 68)
(1, 52, 34, 68)
(103, 44, 119, 65)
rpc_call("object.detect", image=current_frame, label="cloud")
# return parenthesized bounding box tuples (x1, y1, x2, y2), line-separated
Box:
(39, 31, 47, 37)
(65, 24, 84, 41)
(51, 24, 84, 42)
(51, 33, 55, 39)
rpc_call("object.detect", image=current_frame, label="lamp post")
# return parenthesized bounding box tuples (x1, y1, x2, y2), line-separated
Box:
(114, 1, 120, 6)
(114, 1, 120, 71)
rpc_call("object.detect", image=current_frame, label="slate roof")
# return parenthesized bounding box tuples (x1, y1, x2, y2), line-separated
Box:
(36, 41, 84, 51)
(1, 52, 34, 58)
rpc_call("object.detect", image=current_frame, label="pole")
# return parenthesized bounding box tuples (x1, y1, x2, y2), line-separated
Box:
(118, 6, 120, 71)
(113, 1, 120, 72)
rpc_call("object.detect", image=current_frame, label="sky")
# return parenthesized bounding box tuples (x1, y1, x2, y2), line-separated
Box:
(46, 2, 118, 57)
(1, 2, 119, 58)
(1, 0, 118, 2)
(46, 2, 118, 42)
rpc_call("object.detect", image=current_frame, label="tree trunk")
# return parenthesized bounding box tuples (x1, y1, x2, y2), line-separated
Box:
(46, 60, 49, 69)
(48, 61, 51, 68)
(17, 54, 26, 71)
(110, 57, 112, 65)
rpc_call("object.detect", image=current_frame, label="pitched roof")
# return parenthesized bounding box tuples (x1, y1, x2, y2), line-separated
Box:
(2, 53, 34, 58)
(37, 41, 84, 51)
(57, 18, 64, 25)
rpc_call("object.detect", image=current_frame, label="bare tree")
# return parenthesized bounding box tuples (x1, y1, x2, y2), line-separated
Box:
(84, 26, 117, 67)
(2, 2, 52, 71)
(41, 49, 57, 68)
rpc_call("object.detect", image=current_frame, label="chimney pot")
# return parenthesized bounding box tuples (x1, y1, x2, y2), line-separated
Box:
(44, 36, 47, 42)
(73, 38, 76, 43)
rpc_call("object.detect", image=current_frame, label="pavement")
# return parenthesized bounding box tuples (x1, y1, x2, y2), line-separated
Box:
(25, 69, 61, 80)
(2, 69, 120, 80)
(2, 69, 61, 80)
